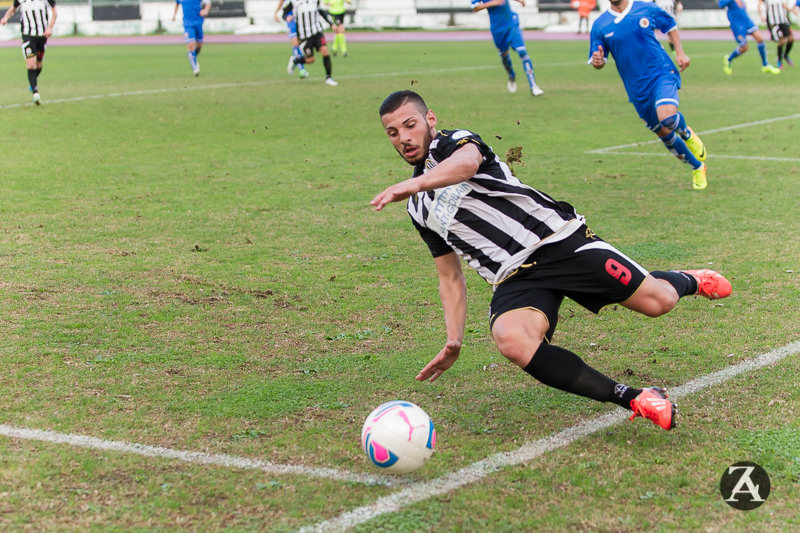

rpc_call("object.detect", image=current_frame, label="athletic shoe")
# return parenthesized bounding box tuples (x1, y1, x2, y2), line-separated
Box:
(324, 77, 338, 86)
(193, 67, 200, 77)
(298, 68, 309, 79)
(785, 57, 794, 67)
(723, 55, 732, 75)
(691, 163, 707, 190)
(531, 84, 544, 97)
(343, 51, 348, 58)
(32, 92, 41, 105)
(777, 60, 783, 69)
(507, 79, 517, 93)
(684, 127, 706, 162)
(287, 56, 296, 74)
(630, 387, 676, 431)
(681, 269, 732, 300)
(761, 64, 781, 74)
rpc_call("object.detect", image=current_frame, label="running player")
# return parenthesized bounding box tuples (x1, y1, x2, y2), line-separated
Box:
(589, 0, 708, 190)
(372, 90, 733, 431)
(719, 0, 781, 74)
(471, 0, 543, 96)
(1, 0, 57, 105)
(275, 0, 309, 78)
(285, 0, 337, 86)
(758, 0, 794, 67)
(172, 0, 210, 76)
(325, 0, 350, 57)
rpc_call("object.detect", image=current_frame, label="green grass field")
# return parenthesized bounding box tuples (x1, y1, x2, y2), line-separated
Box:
(1, 37, 799, 531)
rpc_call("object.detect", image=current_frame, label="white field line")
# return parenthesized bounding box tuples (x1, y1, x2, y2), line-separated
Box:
(0, 424, 396, 487)
(587, 112, 800, 154)
(301, 340, 800, 533)
(595, 151, 800, 163)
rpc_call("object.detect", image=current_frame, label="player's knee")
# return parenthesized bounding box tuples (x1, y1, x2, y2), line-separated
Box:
(644, 288, 679, 317)
(492, 325, 544, 367)
(739, 43, 749, 53)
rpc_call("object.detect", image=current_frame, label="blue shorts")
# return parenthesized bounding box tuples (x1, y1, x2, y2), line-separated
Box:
(491, 24, 525, 53)
(183, 21, 204, 43)
(730, 21, 758, 45)
(632, 74, 681, 131)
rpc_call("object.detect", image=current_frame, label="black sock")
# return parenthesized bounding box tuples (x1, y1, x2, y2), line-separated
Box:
(651, 270, 697, 297)
(785, 40, 793, 58)
(523, 344, 641, 410)
(323, 55, 332, 77)
(27, 69, 37, 91)
(778, 45, 784, 61)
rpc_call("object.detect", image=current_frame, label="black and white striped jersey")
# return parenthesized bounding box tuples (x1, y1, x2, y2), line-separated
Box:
(13, 0, 55, 37)
(762, 0, 789, 26)
(408, 129, 585, 285)
(286, 0, 324, 40)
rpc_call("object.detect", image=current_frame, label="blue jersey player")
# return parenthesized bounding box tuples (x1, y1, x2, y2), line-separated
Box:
(471, 0, 543, 96)
(274, 0, 309, 78)
(589, 0, 708, 190)
(719, 0, 781, 74)
(173, 0, 210, 76)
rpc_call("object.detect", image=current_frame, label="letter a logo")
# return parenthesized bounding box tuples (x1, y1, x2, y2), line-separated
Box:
(719, 461, 770, 510)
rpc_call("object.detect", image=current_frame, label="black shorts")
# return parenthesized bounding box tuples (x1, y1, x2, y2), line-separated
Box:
(332, 12, 345, 24)
(489, 226, 648, 342)
(21, 35, 47, 60)
(768, 23, 791, 41)
(300, 33, 327, 56)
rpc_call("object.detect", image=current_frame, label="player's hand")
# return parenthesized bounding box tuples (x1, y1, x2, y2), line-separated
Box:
(676, 51, 690, 71)
(44, 28, 53, 37)
(591, 45, 605, 69)
(416, 340, 462, 382)
(370, 178, 420, 211)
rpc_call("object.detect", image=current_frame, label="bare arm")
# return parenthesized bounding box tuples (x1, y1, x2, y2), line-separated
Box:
(370, 143, 482, 211)
(416, 252, 467, 382)
(274, 0, 286, 21)
(667, 28, 690, 71)
(200, 0, 210, 18)
(172, 2, 179, 21)
(1, 5, 17, 25)
(44, 5, 56, 37)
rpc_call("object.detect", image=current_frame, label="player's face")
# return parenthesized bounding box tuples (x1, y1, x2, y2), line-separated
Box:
(381, 102, 437, 166)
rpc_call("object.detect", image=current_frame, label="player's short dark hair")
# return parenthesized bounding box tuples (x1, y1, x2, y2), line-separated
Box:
(379, 90, 429, 117)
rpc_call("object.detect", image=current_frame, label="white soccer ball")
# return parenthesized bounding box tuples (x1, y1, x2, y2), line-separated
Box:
(361, 400, 436, 474)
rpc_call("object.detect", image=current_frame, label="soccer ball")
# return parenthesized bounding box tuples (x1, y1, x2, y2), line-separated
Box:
(361, 400, 436, 474)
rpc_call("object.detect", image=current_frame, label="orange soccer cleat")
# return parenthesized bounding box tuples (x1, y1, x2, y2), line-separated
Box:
(682, 269, 732, 300)
(630, 387, 676, 431)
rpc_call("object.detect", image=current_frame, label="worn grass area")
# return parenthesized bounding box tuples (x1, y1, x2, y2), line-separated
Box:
(1, 37, 798, 530)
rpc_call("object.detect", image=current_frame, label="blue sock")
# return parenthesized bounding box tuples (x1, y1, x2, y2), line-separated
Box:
(728, 48, 741, 62)
(187, 51, 198, 70)
(500, 53, 515, 80)
(516, 47, 536, 88)
(293, 45, 303, 59)
(757, 42, 768, 65)
(660, 112, 690, 140)
(661, 131, 702, 169)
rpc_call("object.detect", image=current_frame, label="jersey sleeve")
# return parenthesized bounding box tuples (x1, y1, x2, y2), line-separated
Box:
(651, 3, 677, 33)
(718, 0, 731, 8)
(13, 0, 20, 7)
(47, 0, 56, 6)
(432, 130, 494, 164)
(588, 29, 607, 63)
(411, 218, 453, 258)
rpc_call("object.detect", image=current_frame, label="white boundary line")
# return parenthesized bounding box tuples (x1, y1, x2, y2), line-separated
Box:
(596, 151, 800, 163)
(301, 340, 800, 533)
(0, 424, 396, 487)
(587, 112, 800, 155)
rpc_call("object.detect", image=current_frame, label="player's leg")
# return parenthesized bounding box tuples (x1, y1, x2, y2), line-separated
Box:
(724, 30, 748, 73)
(320, 39, 337, 86)
(753, 29, 781, 72)
(509, 29, 542, 96)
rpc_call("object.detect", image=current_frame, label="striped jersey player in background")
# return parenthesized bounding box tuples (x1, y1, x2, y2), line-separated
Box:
(372, 90, 733, 432)
(172, 0, 210, 76)
(1, 0, 57, 105)
(286, 0, 337, 86)
(758, 0, 794, 67)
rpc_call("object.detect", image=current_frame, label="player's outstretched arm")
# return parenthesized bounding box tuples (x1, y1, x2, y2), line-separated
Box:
(1, 6, 17, 24)
(472, 0, 506, 12)
(371, 143, 482, 211)
(416, 253, 466, 383)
